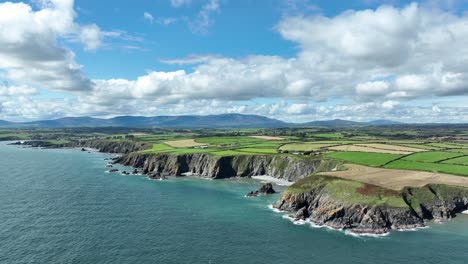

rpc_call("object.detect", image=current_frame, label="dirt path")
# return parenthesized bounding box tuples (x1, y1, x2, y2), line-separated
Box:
(322, 164, 468, 190)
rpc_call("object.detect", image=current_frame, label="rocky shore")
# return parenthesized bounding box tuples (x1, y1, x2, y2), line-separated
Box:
(115, 152, 336, 182)
(274, 176, 468, 234)
(14, 139, 468, 235)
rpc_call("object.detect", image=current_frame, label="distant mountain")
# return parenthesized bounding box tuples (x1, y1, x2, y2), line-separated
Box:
(300, 119, 362, 127)
(0, 114, 287, 128)
(0, 115, 408, 128)
(0, 120, 11, 126)
(366, 119, 403, 125)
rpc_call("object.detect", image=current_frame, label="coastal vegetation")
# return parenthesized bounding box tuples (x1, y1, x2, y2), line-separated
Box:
(1, 125, 468, 177)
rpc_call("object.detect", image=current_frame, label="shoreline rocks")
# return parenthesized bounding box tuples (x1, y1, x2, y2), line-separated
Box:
(246, 183, 276, 197)
(274, 182, 468, 235)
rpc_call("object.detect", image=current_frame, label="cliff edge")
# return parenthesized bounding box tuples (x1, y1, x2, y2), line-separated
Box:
(274, 175, 468, 234)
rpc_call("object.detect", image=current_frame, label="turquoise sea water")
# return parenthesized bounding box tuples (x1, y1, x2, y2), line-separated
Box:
(1, 141, 468, 264)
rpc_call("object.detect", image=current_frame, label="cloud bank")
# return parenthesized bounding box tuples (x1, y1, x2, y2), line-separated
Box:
(1, 1, 468, 122)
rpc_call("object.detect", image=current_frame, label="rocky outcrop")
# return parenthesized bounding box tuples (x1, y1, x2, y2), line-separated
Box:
(274, 177, 468, 234)
(115, 152, 336, 181)
(72, 140, 148, 154)
(246, 183, 276, 197)
(21, 139, 149, 154)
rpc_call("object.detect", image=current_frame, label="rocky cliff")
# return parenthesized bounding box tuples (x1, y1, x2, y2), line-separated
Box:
(20, 140, 149, 154)
(274, 175, 468, 234)
(116, 152, 338, 181)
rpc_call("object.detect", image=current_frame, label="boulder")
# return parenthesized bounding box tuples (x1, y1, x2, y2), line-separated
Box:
(245, 183, 276, 197)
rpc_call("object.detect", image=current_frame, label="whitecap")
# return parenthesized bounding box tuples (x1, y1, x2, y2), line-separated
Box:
(344, 230, 390, 238)
(267, 204, 283, 213)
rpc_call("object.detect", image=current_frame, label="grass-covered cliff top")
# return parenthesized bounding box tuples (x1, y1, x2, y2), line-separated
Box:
(284, 174, 468, 210)
(285, 175, 408, 208)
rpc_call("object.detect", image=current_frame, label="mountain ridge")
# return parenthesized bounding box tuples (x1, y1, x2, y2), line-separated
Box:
(0, 114, 411, 128)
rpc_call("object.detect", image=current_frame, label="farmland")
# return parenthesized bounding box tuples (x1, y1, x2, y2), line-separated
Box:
(1, 124, 467, 178)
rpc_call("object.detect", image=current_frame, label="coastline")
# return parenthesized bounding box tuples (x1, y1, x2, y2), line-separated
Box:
(6, 140, 468, 236)
(251, 175, 294, 186)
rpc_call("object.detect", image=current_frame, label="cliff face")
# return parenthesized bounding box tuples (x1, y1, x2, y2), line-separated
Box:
(116, 152, 334, 181)
(72, 140, 148, 154)
(274, 176, 468, 234)
(22, 140, 148, 154)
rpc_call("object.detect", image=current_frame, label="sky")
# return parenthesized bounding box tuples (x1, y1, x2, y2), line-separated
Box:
(0, 0, 468, 123)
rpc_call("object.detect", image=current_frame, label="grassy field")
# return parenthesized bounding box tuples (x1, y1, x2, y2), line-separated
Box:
(324, 151, 401, 167)
(442, 156, 468, 165)
(285, 175, 407, 208)
(385, 160, 468, 176)
(402, 151, 463, 163)
(311, 133, 343, 139)
(323, 164, 468, 190)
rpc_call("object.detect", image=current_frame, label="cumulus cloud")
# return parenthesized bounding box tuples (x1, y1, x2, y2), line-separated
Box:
(0, 0, 95, 92)
(276, 3, 468, 99)
(79, 24, 103, 50)
(2, 1, 468, 122)
(0, 84, 37, 97)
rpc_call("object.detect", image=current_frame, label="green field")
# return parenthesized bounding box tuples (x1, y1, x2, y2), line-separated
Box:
(195, 136, 266, 146)
(311, 133, 343, 139)
(324, 151, 401, 167)
(285, 175, 407, 208)
(385, 160, 468, 176)
(402, 151, 463, 163)
(442, 156, 468, 166)
(426, 143, 468, 149)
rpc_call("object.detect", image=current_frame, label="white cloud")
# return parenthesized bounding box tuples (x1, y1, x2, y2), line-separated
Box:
(0, 0, 95, 92)
(170, 0, 191, 8)
(2, 1, 468, 123)
(79, 24, 102, 50)
(0, 84, 37, 97)
(143, 11, 154, 23)
(356, 81, 390, 97)
(189, 0, 220, 34)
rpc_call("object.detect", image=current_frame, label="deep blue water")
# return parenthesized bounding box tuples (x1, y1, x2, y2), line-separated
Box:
(1, 141, 468, 264)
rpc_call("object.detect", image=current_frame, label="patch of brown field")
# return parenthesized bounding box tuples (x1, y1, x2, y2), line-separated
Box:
(356, 183, 400, 197)
(322, 164, 468, 190)
(328, 145, 413, 155)
(355, 143, 427, 153)
(249, 135, 285, 141)
(129, 133, 148, 136)
(164, 139, 205, 148)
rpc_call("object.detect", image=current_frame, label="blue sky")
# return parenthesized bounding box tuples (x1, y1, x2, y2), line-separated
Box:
(1, 0, 468, 122)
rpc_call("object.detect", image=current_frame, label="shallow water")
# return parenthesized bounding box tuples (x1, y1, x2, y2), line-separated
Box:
(1, 141, 468, 264)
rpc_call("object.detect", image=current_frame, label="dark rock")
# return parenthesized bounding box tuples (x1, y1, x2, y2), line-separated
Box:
(148, 172, 161, 180)
(109, 169, 119, 173)
(257, 183, 276, 194)
(106, 165, 113, 168)
(293, 207, 309, 220)
(132, 169, 139, 174)
(246, 183, 276, 197)
(81, 148, 86, 151)
(122, 171, 130, 175)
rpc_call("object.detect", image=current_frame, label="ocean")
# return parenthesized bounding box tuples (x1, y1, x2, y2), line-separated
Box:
(1, 141, 468, 264)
